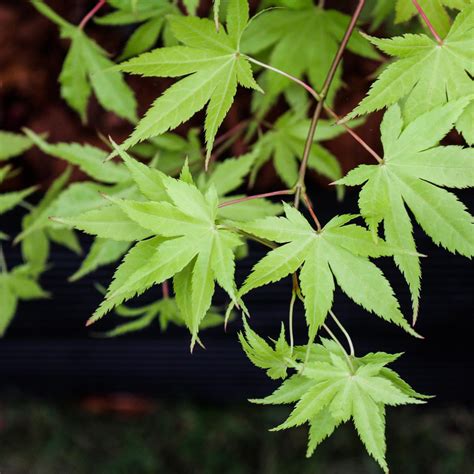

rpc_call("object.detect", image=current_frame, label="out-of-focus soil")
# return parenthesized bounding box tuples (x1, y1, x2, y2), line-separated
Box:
(0, 0, 384, 193)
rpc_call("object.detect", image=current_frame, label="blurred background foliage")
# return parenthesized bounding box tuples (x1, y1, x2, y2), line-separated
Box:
(0, 395, 472, 474)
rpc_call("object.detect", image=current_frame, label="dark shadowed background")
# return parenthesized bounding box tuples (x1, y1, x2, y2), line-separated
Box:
(0, 1, 473, 472)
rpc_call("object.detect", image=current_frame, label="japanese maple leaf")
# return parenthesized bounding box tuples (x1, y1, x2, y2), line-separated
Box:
(252, 112, 344, 192)
(235, 204, 419, 339)
(0, 265, 48, 336)
(32, 1, 137, 123)
(348, 5, 474, 144)
(395, 0, 469, 38)
(118, 0, 261, 166)
(96, 0, 178, 60)
(338, 99, 474, 321)
(60, 145, 244, 348)
(250, 340, 427, 473)
(241, 1, 379, 106)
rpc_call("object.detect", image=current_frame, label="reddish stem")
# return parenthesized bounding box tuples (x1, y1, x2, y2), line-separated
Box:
(302, 193, 322, 231)
(295, 0, 368, 207)
(162, 280, 169, 299)
(79, 0, 107, 30)
(412, 0, 443, 45)
(218, 189, 293, 208)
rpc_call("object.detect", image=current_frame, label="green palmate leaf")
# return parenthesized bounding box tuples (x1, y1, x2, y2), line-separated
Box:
(251, 112, 351, 192)
(0, 274, 17, 336)
(18, 167, 75, 275)
(103, 296, 226, 337)
(339, 99, 474, 318)
(96, 0, 177, 60)
(0, 131, 33, 161)
(0, 166, 11, 185)
(32, 1, 137, 123)
(395, 0, 469, 37)
(183, 0, 200, 15)
(117, 0, 260, 166)
(217, 196, 282, 222)
(0, 264, 48, 336)
(75, 147, 244, 347)
(24, 129, 130, 184)
(349, 5, 474, 144)
(239, 319, 292, 379)
(0, 187, 37, 216)
(17, 173, 139, 277)
(56, 205, 152, 242)
(193, 150, 282, 221)
(250, 342, 426, 472)
(201, 152, 256, 196)
(48, 227, 82, 255)
(337, 100, 474, 322)
(236, 204, 419, 339)
(70, 238, 130, 282)
(0, 132, 36, 216)
(241, 6, 378, 108)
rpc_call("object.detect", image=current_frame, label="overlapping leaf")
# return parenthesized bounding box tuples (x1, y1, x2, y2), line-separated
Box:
(337, 100, 474, 321)
(249, 339, 427, 473)
(0, 264, 48, 336)
(235, 204, 419, 339)
(118, 0, 261, 165)
(0, 131, 33, 161)
(197, 150, 282, 221)
(348, 5, 474, 144)
(96, 0, 178, 60)
(0, 131, 36, 224)
(239, 318, 292, 380)
(241, 3, 378, 107)
(395, 0, 469, 37)
(25, 129, 130, 184)
(63, 146, 245, 347)
(102, 297, 226, 337)
(32, 1, 137, 122)
(251, 112, 351, 193)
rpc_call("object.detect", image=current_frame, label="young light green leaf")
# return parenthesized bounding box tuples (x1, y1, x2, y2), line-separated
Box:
(237, 205, 418, 338)
(337, 102, 474, 319)
(32, 1, 137, 122)
(70, 238, 130, 282)
(0, 187, 37, 215)
(239, 319, 291, 379)
(0, 131, 33, 161)
(117, 0, 260, 166)
(250, 347, 425, 472)
(241, 7, 378, 108)
(24, 130, 129, 184)
(56, 205, 152, 241)
(348, 6, 474, 144)
(253, 113, 346, 190)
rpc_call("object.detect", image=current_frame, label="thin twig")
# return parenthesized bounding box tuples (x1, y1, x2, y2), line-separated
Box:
(295, 0, 367, 207)
(245, 55, 383, 168)
(247, 56, 321, 99)
(302, 192, 322, 231)
(218, 189, 293, 208)
(329, 309, 355, 357)
(412, 0, 443, 45)
(293, 277, 354, 373)
(162, 280, 170, 299)
(288, 290, 296, 356)
(322, 324, 355, 373)
(79, 0, 107, 30)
